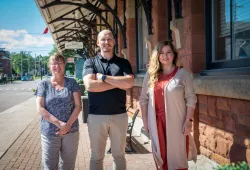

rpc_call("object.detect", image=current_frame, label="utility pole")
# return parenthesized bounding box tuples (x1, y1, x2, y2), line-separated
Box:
(34, 54, 36, 77)
(21, 52, 23, 76)
(28, 58, 30, 74)
(40, 55, 42, 80)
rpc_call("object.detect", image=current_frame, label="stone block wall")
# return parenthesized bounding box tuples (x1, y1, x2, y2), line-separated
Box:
(132, 86, 142, 117)
(197, 95, 250, 164)
(119, 0, 250, 166)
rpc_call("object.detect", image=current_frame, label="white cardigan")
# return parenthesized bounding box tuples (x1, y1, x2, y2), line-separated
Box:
(139, 68, 197, 170)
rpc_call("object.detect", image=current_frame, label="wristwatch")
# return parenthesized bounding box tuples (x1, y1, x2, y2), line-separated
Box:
(101, 75, 107, 82)
(186, 118, 193, 122)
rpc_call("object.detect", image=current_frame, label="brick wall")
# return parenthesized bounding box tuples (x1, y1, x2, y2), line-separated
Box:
(125, 0, 250, 166)
(131, 86, 142, 117)
(198, 95, 250, 164)
(0, 59, 11, 75)
(152, 0, 169, 47)
(174, 0, 205, 73)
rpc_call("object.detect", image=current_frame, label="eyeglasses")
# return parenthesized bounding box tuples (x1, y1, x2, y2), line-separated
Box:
(99, 38, 114, 42)
(50, 62, 64, 66)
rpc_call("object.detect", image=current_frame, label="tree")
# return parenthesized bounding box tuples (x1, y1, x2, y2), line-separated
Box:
(47, 44, 77, 75)
(11, 51, 34, 76)
(48, 44, 58, 56)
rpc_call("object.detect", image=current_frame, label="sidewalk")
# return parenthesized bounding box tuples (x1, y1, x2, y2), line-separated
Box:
(0, 97, 218, 170)
(0, 98, 156, 170)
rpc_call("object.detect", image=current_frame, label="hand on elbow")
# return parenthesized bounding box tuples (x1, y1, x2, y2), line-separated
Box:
(126, 80, 134, 89)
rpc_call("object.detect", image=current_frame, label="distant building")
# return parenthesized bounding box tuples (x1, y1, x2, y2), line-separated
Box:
(0, 48, 11, 75)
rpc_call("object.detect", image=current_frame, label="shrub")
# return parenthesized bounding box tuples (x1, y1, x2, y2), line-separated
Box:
(75, 78, 83, 85)
(214, 162, 250, 170)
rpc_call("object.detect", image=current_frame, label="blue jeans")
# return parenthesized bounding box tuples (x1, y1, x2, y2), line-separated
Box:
(41, 131, 79, 170)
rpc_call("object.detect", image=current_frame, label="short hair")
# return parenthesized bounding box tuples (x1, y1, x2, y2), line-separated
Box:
(48, 53, 65, 65)
(97, 29, 114, 41)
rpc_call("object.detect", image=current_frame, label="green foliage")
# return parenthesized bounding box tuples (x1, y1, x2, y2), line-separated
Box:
(75, 78, 83, 85)
(48, 44, 58, 56)
(75, 78, 88, 96)
(48, 45, 77, 75)
(84, 90, 88, 96)
(214, 162, 250, 170)
(62, 49, 76, 59)
(11, 51, 34, 75)
(10, 51, 50, 76)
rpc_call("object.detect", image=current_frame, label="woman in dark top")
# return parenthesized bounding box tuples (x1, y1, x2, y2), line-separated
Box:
(35, 53, 82, 170)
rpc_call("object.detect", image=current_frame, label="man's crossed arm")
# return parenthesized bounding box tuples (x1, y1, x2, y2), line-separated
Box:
(83, 73, 134, 92)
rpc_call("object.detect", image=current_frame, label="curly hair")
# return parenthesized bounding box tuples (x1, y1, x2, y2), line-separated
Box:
(148, 40, 178, 87)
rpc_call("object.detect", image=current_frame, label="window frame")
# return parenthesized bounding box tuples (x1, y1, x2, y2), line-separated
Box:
(205, 0, 250, 71)
(135, 0, 148, 73)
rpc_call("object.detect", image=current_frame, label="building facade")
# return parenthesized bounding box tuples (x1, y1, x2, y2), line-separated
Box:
(119, 0, 250, 165)
(0, 48, 11, 75)
(36, 0, 250, 165)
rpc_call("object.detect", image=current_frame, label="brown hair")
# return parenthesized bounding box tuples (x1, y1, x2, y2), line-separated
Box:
(148, 40, 178, 87)
(48, 53, 65, 66)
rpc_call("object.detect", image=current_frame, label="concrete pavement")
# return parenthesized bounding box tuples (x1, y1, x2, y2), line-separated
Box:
(0, 97, 38, 158)
(0, 97, 218, 170)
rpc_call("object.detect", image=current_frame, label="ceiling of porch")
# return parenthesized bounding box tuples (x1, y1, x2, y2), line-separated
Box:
(35, 0, 122, 57)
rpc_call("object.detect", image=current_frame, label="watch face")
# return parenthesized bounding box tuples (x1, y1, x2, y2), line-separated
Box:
(102, 75, 106, 81)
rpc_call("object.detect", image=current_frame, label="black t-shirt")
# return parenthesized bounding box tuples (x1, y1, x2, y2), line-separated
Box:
(82, 54, 133, 115)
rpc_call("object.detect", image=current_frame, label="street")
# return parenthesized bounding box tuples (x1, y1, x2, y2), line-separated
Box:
(0, 80, 40, 112)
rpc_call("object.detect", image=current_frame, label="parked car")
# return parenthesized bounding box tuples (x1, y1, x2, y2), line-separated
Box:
(21, 75, 33, 81)
(45, 73, 52, 79)
(67, 75, 76, 79)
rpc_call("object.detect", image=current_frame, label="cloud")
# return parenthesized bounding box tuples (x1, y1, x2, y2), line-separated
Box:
(0, 29, 54, 50)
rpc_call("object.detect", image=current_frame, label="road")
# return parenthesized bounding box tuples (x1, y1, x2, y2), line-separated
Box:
(0, 80, 41, 113)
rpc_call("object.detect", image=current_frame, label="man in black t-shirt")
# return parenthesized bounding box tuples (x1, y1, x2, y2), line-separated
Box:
(83, 29, 134, 170)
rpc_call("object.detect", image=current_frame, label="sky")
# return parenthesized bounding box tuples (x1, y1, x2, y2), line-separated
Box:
(0, 0, 54, 57)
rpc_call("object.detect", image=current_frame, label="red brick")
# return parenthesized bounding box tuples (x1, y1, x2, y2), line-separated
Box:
(229, 99, 250, 116)
(191, 53, 205, 73)
(199, 123, 206, 135)
(217, 110, 227, 121)
(191, 14, 204, 33)
(210, 153, 230, 165)
(215, 129, 234, 141)
(200, 146, 212, 158)
(183, 17, 192, 35)
(206, 138, 216, 152)
(224, 114, 237, 133)
(236, 125, 250, 139)
(199, 134, 206, 147)
(216, 138, 232, 157)
(182, 0, 191, 17)
(204, 126, 215, 139)
(201, 113, 225, 129)
(217, 98, 230, 111)
(198, 95, 207, 104)
(191, 0, 205, 14)
(243, 138, 250, 149)
(199, 104, 207, 115)
(247, 149, 250, 165)
(207, 96, 217, 117)
(237, 114, 250, 127)
(192, 34, 205, 53)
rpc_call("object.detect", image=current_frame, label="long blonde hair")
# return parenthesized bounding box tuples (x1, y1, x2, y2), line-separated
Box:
(148, 40, 178, 87)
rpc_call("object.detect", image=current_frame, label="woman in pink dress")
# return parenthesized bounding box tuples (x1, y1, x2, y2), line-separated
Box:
(139, 40, 197, 170)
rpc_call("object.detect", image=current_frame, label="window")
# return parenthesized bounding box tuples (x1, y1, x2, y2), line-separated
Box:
(206, 0, 250, 69)
(136, 0, 148, 72)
